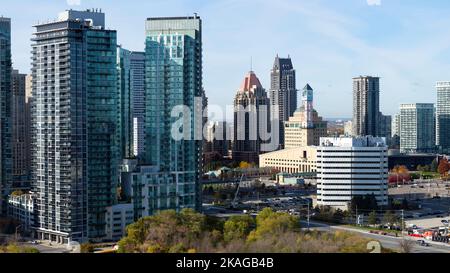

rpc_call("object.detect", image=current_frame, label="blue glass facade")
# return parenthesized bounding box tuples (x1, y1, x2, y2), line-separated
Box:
(117, 47, 134, 159)
(0, 17, 12, 216)
(144, 16, 203, 212)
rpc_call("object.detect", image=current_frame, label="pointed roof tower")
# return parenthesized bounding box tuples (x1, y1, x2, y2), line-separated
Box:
(239, 71, 262, 92)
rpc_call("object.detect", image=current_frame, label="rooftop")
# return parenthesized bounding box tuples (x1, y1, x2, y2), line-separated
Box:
(320, 136, 387, 148)
(238, 71, 262, 92)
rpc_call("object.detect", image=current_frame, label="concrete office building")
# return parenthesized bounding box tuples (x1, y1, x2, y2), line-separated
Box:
(0, 17, 12, 216)
(105, 203, 134, 241)
(316, 136, 389, 210)
(144, 16, 204, 211)
(259, 146, 317, 174)
(399, 103, 435, 154)
(233, 71, 270, 164)
(436, 82, 450, 154)
(284, 84, 327, 149)
(269, 56, 297, 149)
(31, 9, 119, 243)
(130, 52, 146, 158)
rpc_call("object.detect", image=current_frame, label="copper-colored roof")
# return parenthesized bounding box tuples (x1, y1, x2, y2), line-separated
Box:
(239, 71, 262, 92)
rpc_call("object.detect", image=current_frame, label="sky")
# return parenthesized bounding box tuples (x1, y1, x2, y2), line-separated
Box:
(3, 0, 450, 120)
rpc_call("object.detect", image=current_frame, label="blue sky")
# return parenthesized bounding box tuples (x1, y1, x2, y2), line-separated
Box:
(4, 0, 450, 119)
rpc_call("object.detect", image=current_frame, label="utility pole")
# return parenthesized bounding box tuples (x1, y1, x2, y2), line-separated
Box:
(307, 202, 310, 231)
(15, 225, 22, 242)
(401, 209, 404, 237)
(356, 206, 358, 226)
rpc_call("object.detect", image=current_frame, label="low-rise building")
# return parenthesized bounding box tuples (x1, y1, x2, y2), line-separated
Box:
(131, 166, 194, 220)
(259, 146, 317, 174)
(7, 193, 34, 232)
(105, 203, 134, 242)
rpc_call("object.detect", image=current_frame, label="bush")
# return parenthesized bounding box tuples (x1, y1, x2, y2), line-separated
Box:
(80, 243, 95, 253)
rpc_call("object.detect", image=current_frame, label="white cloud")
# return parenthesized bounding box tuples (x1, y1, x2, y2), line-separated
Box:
(367, 0, 381, 6)
(67, 0, 81, 6)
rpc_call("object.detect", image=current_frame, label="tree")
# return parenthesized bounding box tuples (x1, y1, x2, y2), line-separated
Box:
(368, 211, 378, 226)
(333, 209, 345, 224)
(80, 243, 95, 253)
(430, 159, 439, 173)
(118, 209, 207, 253)
(0, 244, 39, 253)
(223, 215, 255, 242)
(399, 238, 414, 253)
(438, 158, 450, 177)
(10, 190, 24, 197)
(350, 194, 378, 211)
(391, 165, 410, 183)
(239, 161, 250, 169)
(383, 211, 398, 228)
(247, 208, 300, 242)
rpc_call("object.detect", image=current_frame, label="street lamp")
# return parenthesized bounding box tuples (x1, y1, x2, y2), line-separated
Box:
(15, 225, 22, 242)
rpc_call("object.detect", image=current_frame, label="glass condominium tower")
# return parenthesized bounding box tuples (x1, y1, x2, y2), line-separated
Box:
(32, 10, 119, 243)
(130, 52, 146, 158)
(0, 17, 12, 216)
(436, 82, 450, 154)
(144, 16, 203, 211)
(117, 46, 134, 159)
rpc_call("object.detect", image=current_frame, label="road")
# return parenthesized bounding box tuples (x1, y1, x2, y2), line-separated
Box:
(300, 220, 450, 253)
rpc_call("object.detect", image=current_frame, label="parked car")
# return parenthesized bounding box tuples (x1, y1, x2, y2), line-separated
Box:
(417, 240, 430, 247)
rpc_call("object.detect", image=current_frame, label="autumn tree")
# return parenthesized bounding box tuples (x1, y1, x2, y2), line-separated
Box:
(438, 158, 450, 177)
(239, 161, 250, 169)
(118, 209, 208, 253)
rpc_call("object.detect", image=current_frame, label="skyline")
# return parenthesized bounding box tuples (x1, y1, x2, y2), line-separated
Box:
(3, 0, 450, 119)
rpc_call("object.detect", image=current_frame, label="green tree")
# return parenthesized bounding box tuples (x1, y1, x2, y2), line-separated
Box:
(247, 208, 299, 242)
(383, 211, 398, 228)
(430, 159, 438, 173)
(223, 215, 255, 242)
(368, 211, 378, 226)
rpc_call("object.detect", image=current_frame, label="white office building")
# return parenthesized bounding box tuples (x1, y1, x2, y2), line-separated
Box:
(316, 136, 389, 210)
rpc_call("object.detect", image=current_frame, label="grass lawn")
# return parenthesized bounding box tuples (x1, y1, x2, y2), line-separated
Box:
(418, 172, 441, 179)
(344, 224, 403, 236)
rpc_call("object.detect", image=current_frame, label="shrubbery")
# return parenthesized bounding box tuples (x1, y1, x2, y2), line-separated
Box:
(117, 208, 375, 253)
